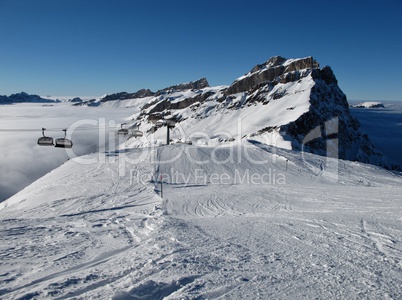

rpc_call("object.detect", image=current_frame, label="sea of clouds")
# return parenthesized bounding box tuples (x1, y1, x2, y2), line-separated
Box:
(0, 103, 130, 202)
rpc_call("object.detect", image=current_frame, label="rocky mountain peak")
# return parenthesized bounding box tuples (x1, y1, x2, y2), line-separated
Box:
(312, 65, 338, 85)
(100, 89, 155, 102)
(226, 56, 319, 95)
(75, 55, 399, 171)
(128, 56, 399, 170)
(156, 78, 209, 94)
(250, 56, 287, 73)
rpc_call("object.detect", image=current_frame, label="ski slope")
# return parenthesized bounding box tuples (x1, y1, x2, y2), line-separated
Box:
(1, 143, 402, 299)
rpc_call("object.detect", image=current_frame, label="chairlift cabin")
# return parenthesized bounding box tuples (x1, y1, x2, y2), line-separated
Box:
(54, 129, 73, 148)
(132, 130, 143, 138)
(55, 138, 73, 148)
(118, 123, 129, 135)
(118, 128, 129, 135)
(37, 128, 54, 146)
(155, 120, 165, 128)
(166, 119, 176, 128)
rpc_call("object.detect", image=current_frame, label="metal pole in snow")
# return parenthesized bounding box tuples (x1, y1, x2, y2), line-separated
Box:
(167, 126, 170, 145)
(159, 174, 163, 198)
(286, 159, 288, 171)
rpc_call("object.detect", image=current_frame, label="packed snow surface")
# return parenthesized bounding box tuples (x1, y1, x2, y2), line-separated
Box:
(1, 142, 402, 299)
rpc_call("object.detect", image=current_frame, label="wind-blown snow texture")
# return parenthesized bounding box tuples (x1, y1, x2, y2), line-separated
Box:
(1, 56, 402, 299)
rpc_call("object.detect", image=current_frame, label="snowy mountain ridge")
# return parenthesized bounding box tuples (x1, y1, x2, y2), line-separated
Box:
(81, 56, 399, 170)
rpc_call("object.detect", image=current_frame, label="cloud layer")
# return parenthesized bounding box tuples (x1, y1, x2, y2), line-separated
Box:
(0, 103, 130, 202)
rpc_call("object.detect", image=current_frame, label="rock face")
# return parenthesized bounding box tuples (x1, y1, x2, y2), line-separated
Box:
(69, 97, 83, 103)
(156, 78, 209, 94)
(101, 89, 154, 102)
(226, 56, 319, 94)
(280, 66, 393, 168)
(93, 78, 209, 104)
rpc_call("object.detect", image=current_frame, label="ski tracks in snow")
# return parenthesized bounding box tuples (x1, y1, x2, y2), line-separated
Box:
(0, 150, 166, 299)
(2, 145, 402, 299)
(360, 218, 402, 269)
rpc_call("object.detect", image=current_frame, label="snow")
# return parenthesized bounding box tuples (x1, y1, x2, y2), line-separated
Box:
(1, 141, 402, 299)
(2, 74, 402, 298)
(351, 102, 385, 108)
(123, 75, 313, 152)
(100, 96, 154, 109)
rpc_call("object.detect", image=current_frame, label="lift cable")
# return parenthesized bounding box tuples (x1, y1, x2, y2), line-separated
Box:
(0, 126, 119, 132)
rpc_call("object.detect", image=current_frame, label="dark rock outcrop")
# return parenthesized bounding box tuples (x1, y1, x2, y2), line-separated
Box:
(281, 67, 357, 158)
(101, 89, 154, 102)
(277, 66, 398, 170)
(156, 78, 209, 94)
(92, 78, 209, 105)
(145, 91, 216, 115)
(69, 97, 83, 103)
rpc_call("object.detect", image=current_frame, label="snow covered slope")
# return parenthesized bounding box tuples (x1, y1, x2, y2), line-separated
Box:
(1, 143, 402, 299)
(2, 56, 401, 299)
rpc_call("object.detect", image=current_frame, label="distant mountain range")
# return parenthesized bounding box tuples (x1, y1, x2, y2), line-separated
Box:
(0, 92, 87, 104)
(0, 92, 59, 104)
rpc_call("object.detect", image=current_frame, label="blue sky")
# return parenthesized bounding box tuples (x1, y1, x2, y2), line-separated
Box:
(0, 0, 401, 100)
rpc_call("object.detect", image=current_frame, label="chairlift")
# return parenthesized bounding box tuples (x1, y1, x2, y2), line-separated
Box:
(155, 120, 165, 128)
(118, 128, 129, 135)
(118, 123, 129, 135)
(54, 129, 73, 148)
(155, 119, 176, 128)
(37, 128, 54, 146)
(166, 119, 176, 128)
(132, 129, 143, 138)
